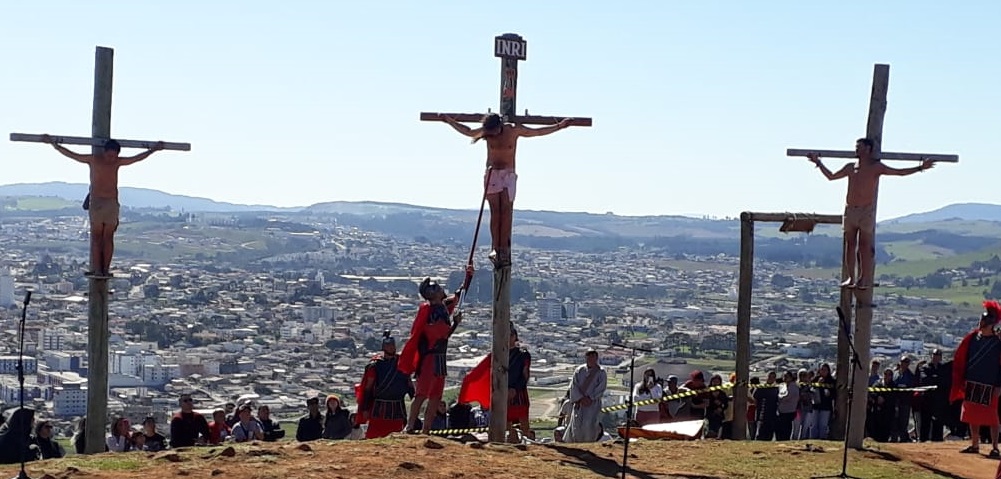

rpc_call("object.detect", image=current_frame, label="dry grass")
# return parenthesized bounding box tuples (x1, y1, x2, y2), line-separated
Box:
(1, 436, 991, 479)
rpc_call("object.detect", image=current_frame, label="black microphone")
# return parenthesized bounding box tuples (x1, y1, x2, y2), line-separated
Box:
(23, 291, 31, 306)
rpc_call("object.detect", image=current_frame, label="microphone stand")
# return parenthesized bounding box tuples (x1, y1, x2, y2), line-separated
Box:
(13, 291, 32, 479)
(813, 306, 863, 479)
(611, 342, 653, 479)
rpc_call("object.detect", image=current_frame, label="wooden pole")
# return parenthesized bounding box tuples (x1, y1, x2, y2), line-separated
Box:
(489, 265, 512, 442)
(847, 63, 889, 449)
(85, 46, 113, 454)
(733, 212, 754, 440)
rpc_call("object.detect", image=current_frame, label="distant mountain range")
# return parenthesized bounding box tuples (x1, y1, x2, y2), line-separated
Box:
(0, 182, 298, 213)
(885, 203, 1001, 223)
(3, 182, 1001, 234)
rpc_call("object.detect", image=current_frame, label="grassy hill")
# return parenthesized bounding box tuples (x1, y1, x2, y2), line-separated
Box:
(3, 436, 988, 479)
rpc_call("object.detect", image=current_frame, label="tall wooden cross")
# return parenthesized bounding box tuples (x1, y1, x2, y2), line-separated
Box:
(8, 46, 190, 454)
(787, 63, 958, 448)
(420, 33, 592, 442)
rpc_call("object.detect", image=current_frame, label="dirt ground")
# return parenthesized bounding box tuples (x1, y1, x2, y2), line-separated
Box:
(1, 436, 997, 479)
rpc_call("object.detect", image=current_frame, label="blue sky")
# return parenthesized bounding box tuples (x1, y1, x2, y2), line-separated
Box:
(2, 1, 998, 219)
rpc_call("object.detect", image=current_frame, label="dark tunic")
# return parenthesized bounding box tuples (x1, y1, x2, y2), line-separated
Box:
(368, 355, 412, 421)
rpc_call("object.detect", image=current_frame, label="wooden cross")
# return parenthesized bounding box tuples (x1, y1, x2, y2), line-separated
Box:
(419, 33, 592, 443)
(787, 63, 959, 448)
(420, 33, 594, 126)
(8, 46, 190, 454)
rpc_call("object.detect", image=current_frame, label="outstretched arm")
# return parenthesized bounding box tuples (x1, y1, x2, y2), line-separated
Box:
(119, 142, 165, 166)
(42, 135, 91, 163)
(880, 159, 934, 176)
(441, 116, 483, 138)
(515, 118, 572, 138)
(807, 154, 851, 180)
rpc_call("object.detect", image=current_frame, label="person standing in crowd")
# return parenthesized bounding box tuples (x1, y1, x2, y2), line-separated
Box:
(776, 370, 800, 441)
(660, 375, 687, 422)
(811, 363, 836, 439)
(563, 349, 607, 443)
(918, 349, 950, 442)
(356, 331, 414, 439)
(704, 374, 729, 439)
(633, 368, 663, 426)
(892, 356, 916, 442)
(952, 301, 1001, 457)
(754, 371, 780, 441)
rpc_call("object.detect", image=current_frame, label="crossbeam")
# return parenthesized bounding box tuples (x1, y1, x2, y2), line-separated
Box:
(11, 133, 191, 151)
(746, 212, 842, 224)
(420, 112, 592, 127)
(787, 148, 957, 163)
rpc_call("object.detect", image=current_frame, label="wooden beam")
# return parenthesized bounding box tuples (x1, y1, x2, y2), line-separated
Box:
(733, 213, 754, 440)
(85, 45, 113, 455)
(489, 265, 512, 443)
(419, 112, 593, 127)
(786, 148, 958, 163)
(10, 133, 191, 151)
(746, 212, 842, 224)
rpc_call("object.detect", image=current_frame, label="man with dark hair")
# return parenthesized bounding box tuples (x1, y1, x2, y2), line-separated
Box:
(918, 349, 950, 442)
(399, 270, 472, 434)
(806, 138, 934, 288)
(41, 135, 164, 277)
(563, 349, 607, 443)
(169, 393, 210, 448)
(439, 114, 572, 267)
(295, 396, 324, 442)
(952, 301, 1001, 457)
(356, 330, 414, 438)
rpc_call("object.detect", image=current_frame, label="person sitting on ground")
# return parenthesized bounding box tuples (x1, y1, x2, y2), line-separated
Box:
(71, 417, 87, 454)
(321, 394, 352, 440)
(106, 417, 132, 452)
(139, 417, 167, 452)
(169, 393, 211, 448)
(257, 405, 284, 442)
(131, 431, 146, 451)
(232, 404, 265, 443)
(32, 420, 65, 459)
(295, 396, 324, 442)
(208, 410, 231, 444)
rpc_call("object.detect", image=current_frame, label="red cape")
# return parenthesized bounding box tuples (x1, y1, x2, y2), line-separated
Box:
(458, 353, 493, 410)
(398, 300, 457, 375)
(354, 357, 379, 426)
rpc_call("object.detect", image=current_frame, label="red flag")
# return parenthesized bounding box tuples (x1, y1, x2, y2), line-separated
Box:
(458, 354, 493, 410)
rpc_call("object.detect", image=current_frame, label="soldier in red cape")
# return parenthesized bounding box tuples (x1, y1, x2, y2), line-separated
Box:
(952, 300, 1001, 458)
(457, 324, 533, 443)
(355, 331, 414, 438)
(399, 267, 473, 434)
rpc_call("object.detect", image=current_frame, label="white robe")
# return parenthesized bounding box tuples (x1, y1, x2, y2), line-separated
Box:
(563, 363, 607, 443)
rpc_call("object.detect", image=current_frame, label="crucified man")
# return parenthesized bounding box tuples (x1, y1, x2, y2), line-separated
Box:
(440, 113, 572, 267)
(42, 134, 164, 277)
(807, 138, 934, 288)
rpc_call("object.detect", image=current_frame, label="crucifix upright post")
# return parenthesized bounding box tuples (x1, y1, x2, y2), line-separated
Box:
(9, 46, 190, 454)
(420, 34, 592, 442)
(788, 64, 958, 448)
